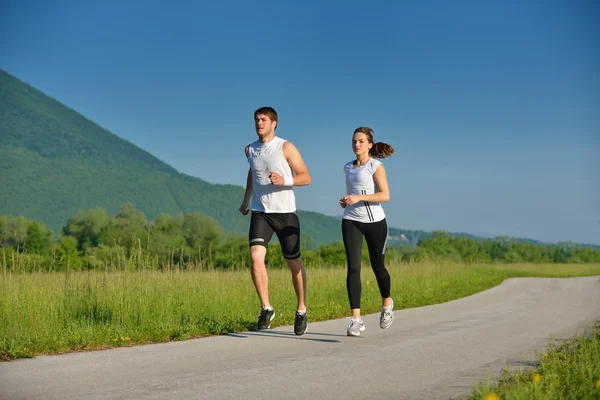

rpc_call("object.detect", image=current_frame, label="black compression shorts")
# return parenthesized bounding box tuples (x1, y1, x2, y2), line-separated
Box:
(249, 211, 301, 260)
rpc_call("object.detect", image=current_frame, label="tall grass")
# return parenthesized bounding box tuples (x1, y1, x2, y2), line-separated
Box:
(0, 241, 228, 273)
(1, 261, 599, 360)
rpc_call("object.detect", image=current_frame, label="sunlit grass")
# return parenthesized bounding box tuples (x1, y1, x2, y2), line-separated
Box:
(469, 326, 600, 399)
(1, 261, 599, 360)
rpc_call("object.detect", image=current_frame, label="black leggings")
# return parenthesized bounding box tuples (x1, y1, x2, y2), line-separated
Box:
(342, 218, 390, 310)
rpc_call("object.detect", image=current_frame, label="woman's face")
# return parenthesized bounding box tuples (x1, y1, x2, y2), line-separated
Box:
(352, 132, 372, 156)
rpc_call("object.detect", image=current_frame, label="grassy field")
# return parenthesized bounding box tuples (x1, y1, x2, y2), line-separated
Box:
(1, 261, 599, 360)
(468, 326, 600, 400)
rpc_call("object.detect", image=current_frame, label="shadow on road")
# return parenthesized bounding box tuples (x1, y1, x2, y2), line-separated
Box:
(226, 329, 346, 343)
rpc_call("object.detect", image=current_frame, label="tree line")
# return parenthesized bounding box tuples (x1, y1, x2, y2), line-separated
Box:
(1, 203, 599, 272)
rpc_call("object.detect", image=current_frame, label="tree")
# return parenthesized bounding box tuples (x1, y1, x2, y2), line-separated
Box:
(182, 212, 223, 257)
(418, 231, 463, 262)
(0, 215, 29, 249)
(451, 236, 478, 262)
(62, 208, 109, 251)
(25, 221, 52, 254)
(56, 235, 82, 269)
(99, 203, 147, 252)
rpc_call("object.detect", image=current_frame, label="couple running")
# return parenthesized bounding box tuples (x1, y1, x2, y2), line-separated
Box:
(239, 106, 395, 337)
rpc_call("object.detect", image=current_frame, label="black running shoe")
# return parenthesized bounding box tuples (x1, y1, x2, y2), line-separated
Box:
(294, 311, 307, 336)
(257, 308, 275, 330)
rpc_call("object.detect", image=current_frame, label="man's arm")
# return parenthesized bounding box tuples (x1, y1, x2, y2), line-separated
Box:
(239, 146, 253, 215)
(282, 141, 311, 186)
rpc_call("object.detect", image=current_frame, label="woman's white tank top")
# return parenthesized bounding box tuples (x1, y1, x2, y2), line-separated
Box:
(343, 158, 386, 222)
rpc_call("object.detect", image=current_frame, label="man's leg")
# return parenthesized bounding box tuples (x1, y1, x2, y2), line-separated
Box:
(275, 213, 306, 311)
(286, 256, 307, 335)
(285, 257, 307, 312)
(248, 212, 276, 329)
(250, 245, 271, 308)
(276, 212, 308, 335)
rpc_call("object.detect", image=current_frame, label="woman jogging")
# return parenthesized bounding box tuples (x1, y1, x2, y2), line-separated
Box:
(339, 126, 395, 336)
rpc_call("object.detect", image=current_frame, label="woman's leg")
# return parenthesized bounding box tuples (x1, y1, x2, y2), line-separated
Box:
(342, 219, 364, 317)
(363, 219, 391, 305)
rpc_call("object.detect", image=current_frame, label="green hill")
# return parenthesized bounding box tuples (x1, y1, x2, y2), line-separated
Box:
(0, 69, 341, 247)
(4, 69, 595, 251)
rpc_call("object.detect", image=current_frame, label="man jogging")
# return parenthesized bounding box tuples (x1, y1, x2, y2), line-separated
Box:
(239, 106, 311, 336)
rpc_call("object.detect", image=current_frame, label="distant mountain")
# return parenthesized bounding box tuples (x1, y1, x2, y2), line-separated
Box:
(0, 69, 340, 247)
(1, 69, 596, 250)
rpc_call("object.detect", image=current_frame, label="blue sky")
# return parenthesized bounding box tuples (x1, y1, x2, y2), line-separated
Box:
(1, 0, 598, 244)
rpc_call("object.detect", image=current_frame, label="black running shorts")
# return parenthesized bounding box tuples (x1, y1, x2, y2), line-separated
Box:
(249, 211, 301, 260)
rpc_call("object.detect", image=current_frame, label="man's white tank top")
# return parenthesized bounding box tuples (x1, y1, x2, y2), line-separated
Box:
(247, 136, 296, 213)
(343, 158, 386, 223)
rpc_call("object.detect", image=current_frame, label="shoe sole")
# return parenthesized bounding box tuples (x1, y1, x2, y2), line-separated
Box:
(380, 318, 394, 329)
(347, 326, 366, 336)
(295, 324, 308, 336)
(267, 312, 275, 329)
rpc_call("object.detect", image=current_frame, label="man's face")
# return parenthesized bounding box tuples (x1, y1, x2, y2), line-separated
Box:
(255, 114, 276, 137)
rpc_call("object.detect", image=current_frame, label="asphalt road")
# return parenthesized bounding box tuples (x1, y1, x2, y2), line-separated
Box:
(1, 277, 599, 400)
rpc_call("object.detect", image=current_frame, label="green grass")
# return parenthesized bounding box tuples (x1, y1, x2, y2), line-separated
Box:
(469, 327, 600, 400)
(1, 261, 599, 360)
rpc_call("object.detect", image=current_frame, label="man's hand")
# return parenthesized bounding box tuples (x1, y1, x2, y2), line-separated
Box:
(239, 202, 250, 215)
(339, 198, 347, 208)
(269, 171, 285, 186)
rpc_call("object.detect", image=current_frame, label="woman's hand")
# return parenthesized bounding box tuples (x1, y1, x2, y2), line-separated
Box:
(342, 195, 361, 206)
